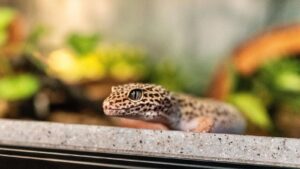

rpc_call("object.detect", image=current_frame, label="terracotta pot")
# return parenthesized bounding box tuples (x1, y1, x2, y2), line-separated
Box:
(208, 24, 300, 99)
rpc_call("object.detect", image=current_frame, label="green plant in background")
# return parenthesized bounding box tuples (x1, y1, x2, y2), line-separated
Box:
(0, 7, 16, 46)
(147, 58, 185, 92)
(46, 33, 148, 83)
(68, 33, 101, 55)
(229, 93, 273, 130)
(98, 44, 148, 82)
(229, 57, 300, 132)
(25, 25, 48, 52)
(0, 74, 40, 101)
(254, 58, 300, 111)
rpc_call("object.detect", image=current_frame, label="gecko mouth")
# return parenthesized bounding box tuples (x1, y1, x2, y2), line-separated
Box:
(104, 106, 142, 117)
(103, 108, 126, 116)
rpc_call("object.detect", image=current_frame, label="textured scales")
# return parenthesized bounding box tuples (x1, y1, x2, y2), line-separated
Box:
(103, 83, 246, 134)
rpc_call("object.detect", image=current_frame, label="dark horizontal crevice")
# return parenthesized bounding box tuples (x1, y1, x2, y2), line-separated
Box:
(0, 144, 292, 169)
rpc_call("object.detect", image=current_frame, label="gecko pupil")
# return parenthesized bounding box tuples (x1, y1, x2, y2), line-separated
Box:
(128, 89, 143, 100)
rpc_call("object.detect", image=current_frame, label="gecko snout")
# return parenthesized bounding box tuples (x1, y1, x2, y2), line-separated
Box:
(102, 99, 110, 110)
(102, 99, 124, 116)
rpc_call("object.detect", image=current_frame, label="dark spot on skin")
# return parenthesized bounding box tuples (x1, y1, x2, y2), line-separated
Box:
(146, 86, 154, 90)
(149, 94, 154, 97)
(222, 110, 228, 115)
(139, 140, 143, 143)
(154, 94, 159, 97)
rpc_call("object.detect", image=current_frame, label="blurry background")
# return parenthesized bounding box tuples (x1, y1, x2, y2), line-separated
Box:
(0, 0, 300, 137)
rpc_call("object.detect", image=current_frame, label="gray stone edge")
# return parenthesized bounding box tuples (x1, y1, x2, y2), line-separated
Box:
(0, 119, 299, 167)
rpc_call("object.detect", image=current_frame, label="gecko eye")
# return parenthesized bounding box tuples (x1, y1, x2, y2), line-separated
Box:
(128, 89, 143, 100)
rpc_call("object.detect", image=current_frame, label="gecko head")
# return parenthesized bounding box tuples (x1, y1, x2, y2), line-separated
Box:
(103, 83, 173, 122)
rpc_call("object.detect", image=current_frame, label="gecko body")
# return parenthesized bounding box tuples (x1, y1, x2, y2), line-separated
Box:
(103, 83, 246, 134)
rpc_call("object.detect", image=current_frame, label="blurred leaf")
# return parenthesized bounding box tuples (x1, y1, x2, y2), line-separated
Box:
(149, 59, 184, 92)
(0, 74, 40, 101)
(67, 33, 101, 55)
(26, 25, 47, 49)
(229, 92, 273, 130)
(97, 43, 147, 81)
(252, 80, 273, 107)
(257, 58, 300, 92)
(280, 95, 300, 113)
(274, 71, 300, 93)
(0, 7, 16, 30)
(0, 56, 12, 76)
(47, 48, 81, 83)
(0, 7, 16, 46)
(0, 30, 7, 46)
(78, 54, 106, 80)
(246, 57, 300, 108)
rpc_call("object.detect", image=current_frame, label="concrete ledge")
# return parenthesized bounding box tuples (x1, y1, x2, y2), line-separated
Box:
(0, 119, 299, 168)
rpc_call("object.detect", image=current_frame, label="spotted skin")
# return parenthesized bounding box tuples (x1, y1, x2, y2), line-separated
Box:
(103, 83, 246, 134)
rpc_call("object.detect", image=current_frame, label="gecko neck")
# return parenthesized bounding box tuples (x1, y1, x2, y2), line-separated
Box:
(162, 92, 182, 130)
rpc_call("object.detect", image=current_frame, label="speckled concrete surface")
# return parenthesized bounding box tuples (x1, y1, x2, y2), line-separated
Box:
(0, 119, 299, 168)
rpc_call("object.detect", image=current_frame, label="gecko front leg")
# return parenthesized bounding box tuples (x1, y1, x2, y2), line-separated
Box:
(192, 117, 215, 133)
(180, 117, 215, 133)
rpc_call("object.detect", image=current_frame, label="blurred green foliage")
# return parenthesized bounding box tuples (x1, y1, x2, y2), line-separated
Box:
(146, 59, 185, 92)
(46, 33, 148, 83)
(26, 25, 48, 52)
(0, 74, 40, 101)
(0, 7, 16, 46)
(229, 93, 273, 130)
(229, 57, 300, 131)
(68, 33, 101, 55)
(258, 58, 300, 112)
